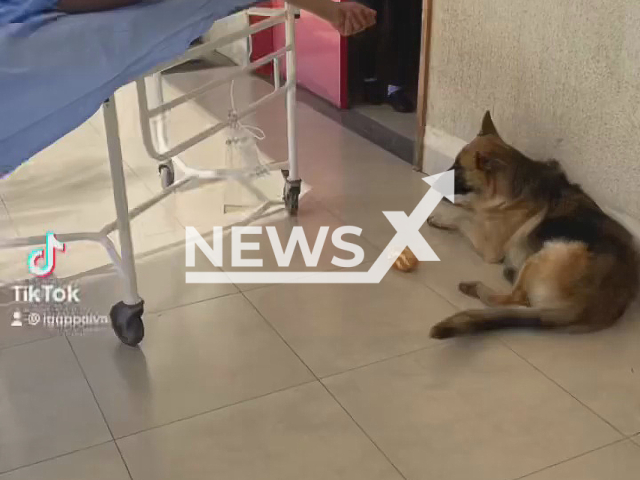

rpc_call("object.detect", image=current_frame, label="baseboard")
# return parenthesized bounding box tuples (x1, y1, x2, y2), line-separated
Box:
(603, 206, 640, 242)
(421, 126, 467, 174)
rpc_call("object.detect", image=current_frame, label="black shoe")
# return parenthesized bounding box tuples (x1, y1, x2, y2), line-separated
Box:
(387, 89, 415, 113)
(363, 80, 385, 105)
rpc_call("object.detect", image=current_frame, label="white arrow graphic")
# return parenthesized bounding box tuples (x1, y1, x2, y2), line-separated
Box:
(186, 170, 453, 284)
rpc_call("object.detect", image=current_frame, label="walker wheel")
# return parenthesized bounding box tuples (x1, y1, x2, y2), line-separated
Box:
(284, 186, 299, 215)
(282, 170, 301, 216)
(110, 301, 145, 347)
(159, 163, 175, 189)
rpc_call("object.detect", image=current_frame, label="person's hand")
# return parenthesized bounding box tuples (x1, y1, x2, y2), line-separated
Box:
(330, 2, 377, 36)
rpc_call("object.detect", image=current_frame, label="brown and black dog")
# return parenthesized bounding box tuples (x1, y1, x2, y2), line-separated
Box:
(427, 111, 639, 339)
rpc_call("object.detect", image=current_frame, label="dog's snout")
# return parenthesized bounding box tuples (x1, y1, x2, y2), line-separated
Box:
(450, 156, 472, 194)
(449, 154, 461, 171)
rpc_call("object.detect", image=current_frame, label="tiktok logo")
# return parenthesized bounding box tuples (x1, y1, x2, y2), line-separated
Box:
(28, 232, 66, 277)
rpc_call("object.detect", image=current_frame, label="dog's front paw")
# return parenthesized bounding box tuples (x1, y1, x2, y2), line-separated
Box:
(458, 281, 480, 298)
(427, 214, 456, 231)
(503, 267, 516, 284)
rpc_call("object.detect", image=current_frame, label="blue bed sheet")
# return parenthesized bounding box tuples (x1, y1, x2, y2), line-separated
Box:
(0, 0, 255, 175)
(0, 0, 58, 25)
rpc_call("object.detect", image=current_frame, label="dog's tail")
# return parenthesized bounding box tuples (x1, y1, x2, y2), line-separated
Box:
(429, 307, 579, 339)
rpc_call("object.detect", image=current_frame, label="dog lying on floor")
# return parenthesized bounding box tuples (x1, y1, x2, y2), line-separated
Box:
(427, 111, 639, 339)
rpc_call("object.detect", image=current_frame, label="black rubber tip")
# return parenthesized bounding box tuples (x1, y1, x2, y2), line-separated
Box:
(110, 300, 145, 347)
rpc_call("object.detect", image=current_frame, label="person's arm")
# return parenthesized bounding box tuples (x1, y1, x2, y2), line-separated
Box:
(56, 0, 376, 36)
(287, 0, 376, 36)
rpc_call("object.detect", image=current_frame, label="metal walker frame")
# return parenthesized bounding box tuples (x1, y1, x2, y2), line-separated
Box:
(0, 4, 300, 346)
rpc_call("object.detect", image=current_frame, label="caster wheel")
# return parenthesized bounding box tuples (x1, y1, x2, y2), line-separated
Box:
(281, 170, 301, 216)
(110, 301, 145, 347)
(159, 163, 175, 189)
(284, 185, 300, 215)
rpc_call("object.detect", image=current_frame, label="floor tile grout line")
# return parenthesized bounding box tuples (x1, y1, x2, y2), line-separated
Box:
(238, 272, 456, 383)
(0, 195, 19, 237)
(4, 289, 445, 463)
(7, 338, 629, 480)
(240, 290, 409, 480)
(499, 338, 627, 438)
(318, 341, 449, 381)
(239, 284, 448, 382)
(308, 190, 506, 313)
(0, 333, 59, 353)
(147, 290, 240, 316)
(318, 381, 409, 480)
(0, 290, 241, 354)
(113, 378, 317, 442)
(405, 277, 463, 314)
(315, 196, 468, 315)
(186, 282, 449, 381)
(318, 201, 394, 261)
(512, 437, 629, 480)
(313, 198, 385, 257)
(239, 291, 317, 379)
(232, 185, 466, 330)
(315, 337, 506, 382)
(5, 312, 632, 477)
(226, 260, 376, 295)
(64, 335, 135, 480)
(111, 442, 135, 480)
(119, 157, 188, 235)
(0, 440, 115, 477)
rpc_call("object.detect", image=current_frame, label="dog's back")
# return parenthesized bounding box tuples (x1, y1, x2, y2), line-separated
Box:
(525, 161, 639, 329)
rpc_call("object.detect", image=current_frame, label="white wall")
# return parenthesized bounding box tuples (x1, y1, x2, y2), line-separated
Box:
(422, 0, 640, 221)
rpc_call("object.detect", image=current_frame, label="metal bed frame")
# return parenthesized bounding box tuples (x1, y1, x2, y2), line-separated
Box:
(0, 3, 301, 347)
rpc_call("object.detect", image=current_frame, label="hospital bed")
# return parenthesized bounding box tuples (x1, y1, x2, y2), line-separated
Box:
(0, 0, 302, 346)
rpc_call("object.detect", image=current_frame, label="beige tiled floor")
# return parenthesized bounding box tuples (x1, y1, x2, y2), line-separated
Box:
(0, 444, 131, 480)
(323, 341, 621, 480)
(1, 67, 639, 480)
(520, 440, 640, 480)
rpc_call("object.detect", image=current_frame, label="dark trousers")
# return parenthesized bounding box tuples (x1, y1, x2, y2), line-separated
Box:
(359, 0, 422, 88)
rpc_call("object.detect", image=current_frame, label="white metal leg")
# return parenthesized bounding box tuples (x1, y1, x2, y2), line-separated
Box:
(149, 72, 178, 165)
(103, 96, 141, 306)
(148, 72, 178, 188)
(284, 3, 299, 181)
(273, 57, 281, 90)
(149, 73, 170, 155)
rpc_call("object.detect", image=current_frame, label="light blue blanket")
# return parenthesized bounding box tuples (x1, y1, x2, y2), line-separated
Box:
(0, 0, 254, 175)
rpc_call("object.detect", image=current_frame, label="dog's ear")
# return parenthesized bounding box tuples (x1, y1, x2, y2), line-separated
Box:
(475, 152, 505, 172)
(479, 110, 500, 137)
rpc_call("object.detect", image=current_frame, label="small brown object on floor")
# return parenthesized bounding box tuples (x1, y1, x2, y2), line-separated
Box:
(392, 247, 419, 272)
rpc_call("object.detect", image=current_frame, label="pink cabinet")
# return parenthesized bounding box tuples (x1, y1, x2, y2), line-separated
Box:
(250, 1, 348, 108)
